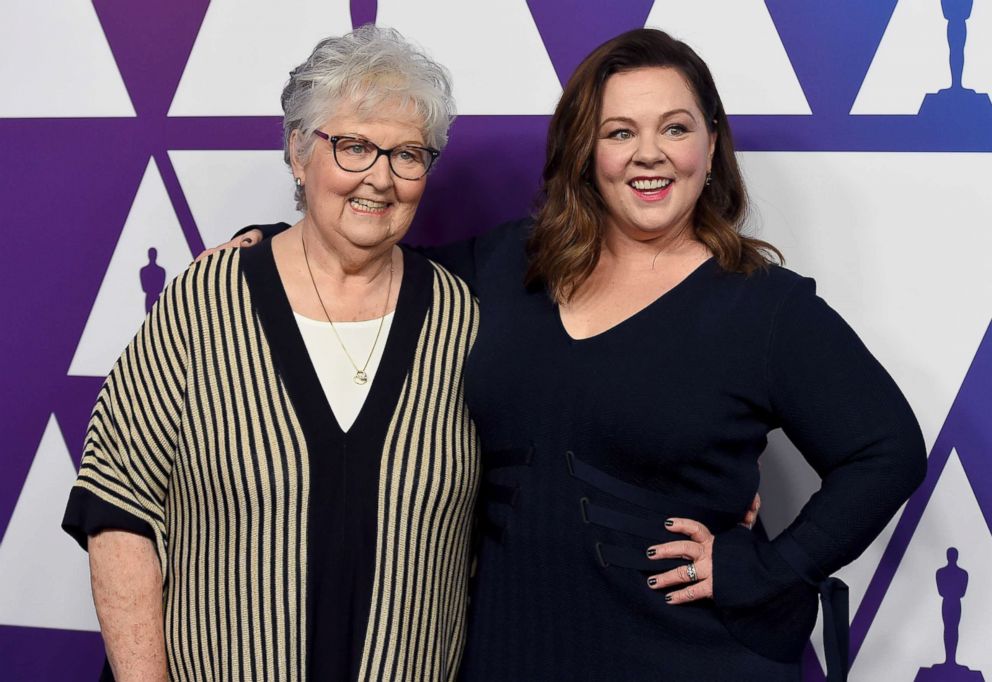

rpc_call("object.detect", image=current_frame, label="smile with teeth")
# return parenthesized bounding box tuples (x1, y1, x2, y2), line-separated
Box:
(629, 178, 673, 191)
(349, 197, 390, 213)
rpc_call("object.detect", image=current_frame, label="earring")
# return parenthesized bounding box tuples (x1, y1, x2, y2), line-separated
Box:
(705, 171, 712, 187)
(295, 177, 303, 189)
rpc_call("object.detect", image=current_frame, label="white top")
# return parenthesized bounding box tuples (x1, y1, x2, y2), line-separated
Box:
(294, 311, 395, 432)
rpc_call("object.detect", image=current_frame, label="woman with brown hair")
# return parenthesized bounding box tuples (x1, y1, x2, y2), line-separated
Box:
(226, 27, 925, 682)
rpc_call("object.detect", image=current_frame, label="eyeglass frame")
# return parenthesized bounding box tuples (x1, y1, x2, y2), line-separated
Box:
(312, 130, 440, 180)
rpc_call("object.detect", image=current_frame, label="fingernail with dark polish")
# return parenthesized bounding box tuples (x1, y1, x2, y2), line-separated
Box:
(665, 595, 673, 603)
(648, 577, 657, 587)
(665, 519, 674, 527)
(646, 548, 656, 558)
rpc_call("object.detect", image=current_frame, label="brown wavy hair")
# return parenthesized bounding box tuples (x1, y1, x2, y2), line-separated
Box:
(526, 28, 782, 303)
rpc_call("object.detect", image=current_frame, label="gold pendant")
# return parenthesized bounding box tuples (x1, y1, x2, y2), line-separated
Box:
(354, 370, 369, 385)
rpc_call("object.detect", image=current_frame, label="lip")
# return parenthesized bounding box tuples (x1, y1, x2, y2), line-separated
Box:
(627, 177, 674, 203)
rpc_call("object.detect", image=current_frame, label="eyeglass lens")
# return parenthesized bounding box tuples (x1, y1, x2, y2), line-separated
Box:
(334, 137, 433, 179)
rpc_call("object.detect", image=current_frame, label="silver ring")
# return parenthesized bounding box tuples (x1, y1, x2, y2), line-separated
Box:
(686, 562, 698, 583)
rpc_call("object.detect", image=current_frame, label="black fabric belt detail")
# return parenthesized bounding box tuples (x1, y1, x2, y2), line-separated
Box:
(482, 480, 518, 507)
(594, 542, 689, 574)
(478, 446, 532, 544)
(581, 497, 670, 540)
(776, 533, 849, 681)
(479, 514, 506, 544)
(566, 451, 739, 530)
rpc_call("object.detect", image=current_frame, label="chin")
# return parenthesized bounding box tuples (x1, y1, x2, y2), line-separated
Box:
(342, 225, 403, 249)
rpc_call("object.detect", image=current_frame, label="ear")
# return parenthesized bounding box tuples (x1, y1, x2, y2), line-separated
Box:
(289, 129, 307, 184)
(707, 129, 718, 171)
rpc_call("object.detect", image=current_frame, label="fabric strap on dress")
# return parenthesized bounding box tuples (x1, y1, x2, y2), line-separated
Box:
(774, 533, 849, 681)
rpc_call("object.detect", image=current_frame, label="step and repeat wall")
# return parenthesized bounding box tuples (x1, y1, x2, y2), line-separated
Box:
(1, 0, 990, 679)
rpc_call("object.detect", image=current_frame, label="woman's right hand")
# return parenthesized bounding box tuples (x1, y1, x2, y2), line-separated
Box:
(195, 228, 264, 262)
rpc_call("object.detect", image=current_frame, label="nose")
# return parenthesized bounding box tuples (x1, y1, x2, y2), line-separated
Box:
(633, 135, 667, 166)
(363, 153, 395, 190)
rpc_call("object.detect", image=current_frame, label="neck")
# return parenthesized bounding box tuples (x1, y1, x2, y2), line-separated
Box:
(602, 219, 704, 270)
(300, 216, 394, 285)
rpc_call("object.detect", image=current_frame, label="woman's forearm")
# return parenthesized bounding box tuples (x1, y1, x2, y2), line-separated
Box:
(89, 530, 168, 682)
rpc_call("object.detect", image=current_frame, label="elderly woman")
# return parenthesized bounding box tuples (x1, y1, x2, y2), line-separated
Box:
(62, 26, 478, 682)
(233, 28, 926, 681)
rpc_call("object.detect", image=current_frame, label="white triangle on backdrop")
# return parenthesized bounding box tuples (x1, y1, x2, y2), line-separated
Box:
(0, 415, 99, 631)
(851, 0, 992, 114)
(0, 0, 135, 117)
(169, 150, 300, 248)
(68, 158, 193, 377)
(377, 0, 563, 114)
(168, 0, 351, 116)
(848, 450, 991, 678)
(645, 1, 811, 114)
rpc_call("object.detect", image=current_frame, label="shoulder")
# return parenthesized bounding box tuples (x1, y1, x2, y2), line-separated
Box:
(474, 217, 533, 279)
(410, 246, 476, 304)
(478, 217, 533, 249)
(709, 262, 816, 311)
(152, 248, 246, 324)
(185, 247, 244, 291)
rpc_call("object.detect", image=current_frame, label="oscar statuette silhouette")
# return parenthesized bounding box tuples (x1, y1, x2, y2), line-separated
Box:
(918, 0, 992, 116)
(140, 247, 167, 314)
(915, 548, 984, 681)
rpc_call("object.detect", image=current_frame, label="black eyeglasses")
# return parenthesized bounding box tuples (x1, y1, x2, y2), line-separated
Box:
(313, 130, 440, 180)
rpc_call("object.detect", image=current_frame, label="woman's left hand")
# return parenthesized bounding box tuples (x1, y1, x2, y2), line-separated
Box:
(645, 518, 714, 604)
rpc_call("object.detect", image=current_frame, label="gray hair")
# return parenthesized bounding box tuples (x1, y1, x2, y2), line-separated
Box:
(282, 25, 456, 210)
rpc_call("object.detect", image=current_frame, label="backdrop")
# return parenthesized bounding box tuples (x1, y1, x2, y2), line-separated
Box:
(1, 1, 990, 679)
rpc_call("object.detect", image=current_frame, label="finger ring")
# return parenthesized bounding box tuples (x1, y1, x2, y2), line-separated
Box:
(686, 562, 698, 583)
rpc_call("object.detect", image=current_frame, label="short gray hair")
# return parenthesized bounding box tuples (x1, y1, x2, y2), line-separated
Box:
(282, 25, 456, 210)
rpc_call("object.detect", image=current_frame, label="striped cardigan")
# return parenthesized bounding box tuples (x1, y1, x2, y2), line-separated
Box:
(63, 243, 480, 681)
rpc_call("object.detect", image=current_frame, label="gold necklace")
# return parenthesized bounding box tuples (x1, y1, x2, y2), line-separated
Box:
(301, 231, 394, 385)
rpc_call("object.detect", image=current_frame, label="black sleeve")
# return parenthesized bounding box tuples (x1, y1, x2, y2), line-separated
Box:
(233, 222, 292, 241)
(234, 218, 533, 294)
(712, 277, 927, 608)
(416, 238, 481, 290)
(232, 222, 482, 288)
(62, 487, 156, 550)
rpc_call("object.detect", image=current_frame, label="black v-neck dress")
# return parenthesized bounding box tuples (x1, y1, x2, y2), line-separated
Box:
(64, 240, 481, 681)
(426, 220, 925, 682)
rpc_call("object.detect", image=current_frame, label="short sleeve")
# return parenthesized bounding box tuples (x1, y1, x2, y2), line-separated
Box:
(62, 267, 191, 576)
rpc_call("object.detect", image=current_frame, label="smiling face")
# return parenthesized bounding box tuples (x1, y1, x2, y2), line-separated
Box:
(593, 67, 716, 243)
(291, 101, 428, 251)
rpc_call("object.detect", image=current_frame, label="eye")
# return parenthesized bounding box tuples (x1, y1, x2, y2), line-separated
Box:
(393, 147, 428, 167)
(664, 124, 689, 137)
(605, 128, 634, 141)
(340, 138, 373, 156)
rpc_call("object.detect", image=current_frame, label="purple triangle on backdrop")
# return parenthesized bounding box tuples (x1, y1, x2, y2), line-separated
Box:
(526, 0, 655, 86)
(766, 0, 898, 115)
(53, 378, 108, 470)
(351, 0, 377, 28)
(93, 0, 210, 117)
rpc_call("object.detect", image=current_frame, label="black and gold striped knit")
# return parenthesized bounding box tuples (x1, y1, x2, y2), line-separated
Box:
(63, 240, 480, 682)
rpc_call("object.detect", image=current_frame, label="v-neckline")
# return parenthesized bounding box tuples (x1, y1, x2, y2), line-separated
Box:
(556, 256, 716, 344)
(239, 238, 434, 448)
